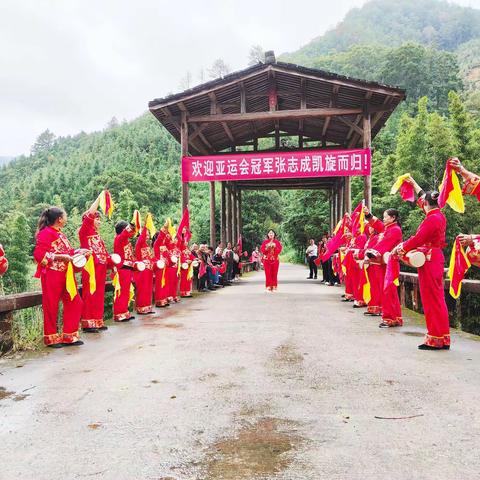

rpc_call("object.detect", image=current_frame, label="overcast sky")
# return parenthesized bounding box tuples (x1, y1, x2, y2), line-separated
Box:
(1, 0, 479, 157)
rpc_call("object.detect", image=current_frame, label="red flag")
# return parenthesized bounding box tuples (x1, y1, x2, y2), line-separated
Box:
(321, 214, 348, 262)
(177, 207, 191, 243)
(350, 200, 365, 237)
(237, 235, 243, 255)
(199, 261, 207, 278)
(219, 262, 227, 274)
(384, 253, 400, 290)
(391, 173, 415, 202)
(448, 237, 471, 299)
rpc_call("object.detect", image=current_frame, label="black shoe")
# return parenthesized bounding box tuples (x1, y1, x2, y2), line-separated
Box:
(379, 322, 390, 328)
(62, 340, 84, 347)
(98, 326, 108, 331)
(82, 327, 99, 333)
(364, 312, 381, 316)
(128, 316, 136, 320)
(418, 344, 442, 350)
(47, 343, 63, 349)
(314, 276, 317, 279)
(353, 304, 366, 309)
(443, 345, 450, 350)
(307, 277, 313, 279)
(208, 287, 216, 291)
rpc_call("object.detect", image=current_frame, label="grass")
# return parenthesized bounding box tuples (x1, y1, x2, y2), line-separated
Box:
(11, 307, 44, 352)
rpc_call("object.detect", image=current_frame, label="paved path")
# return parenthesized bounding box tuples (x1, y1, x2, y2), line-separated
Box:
(1, 263, 480, 480)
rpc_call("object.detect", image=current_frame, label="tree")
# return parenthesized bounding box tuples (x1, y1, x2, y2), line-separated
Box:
(30, 129, 56, 156)
(208, 59, 230, 79)
(248, 45, 264, 66)
(179, 71, 193, 90)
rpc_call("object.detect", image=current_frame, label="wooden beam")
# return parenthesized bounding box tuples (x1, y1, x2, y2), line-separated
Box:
(209, 92, 235, 143)
(178, 102, 210, 154)
(239, 82, 246, 114)
(209, 181, 216, 247)
(321, 85, 340, 138)
(187, 106, 387, 124)
(180, 111, 189, 212)
(347, 92, 372, 148)
(337, 116, 363, 136)
(232, 184, 238, 244)
(268, 69, 277, 112)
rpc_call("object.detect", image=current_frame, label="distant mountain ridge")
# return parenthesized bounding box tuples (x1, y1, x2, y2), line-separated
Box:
(0, 156, 14, 166)
(281, 0, 480, 65)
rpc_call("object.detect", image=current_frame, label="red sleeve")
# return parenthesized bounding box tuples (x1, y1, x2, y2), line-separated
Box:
(275, 240, 283, 255)
(135, 227, 147, 258)
(403, 216, 439, 252)
(368, 216, 385, 233)
(260, 240, 268, 255)
(33, 228, 55, 265)
(375, 225, 402, 255)
(79, 213, 95, 239)
(355, 234, 367, 249)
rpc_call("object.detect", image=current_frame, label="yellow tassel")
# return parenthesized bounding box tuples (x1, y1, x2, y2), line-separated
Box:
(66, 262, 77, 300)
(187, 263, 194, 280)
(161, 266, 166, 288)
(84, 255, 96, 295)
(112, 272, 121, 300)
(129, 283, 135, 304)
(362, 265, 371, 304)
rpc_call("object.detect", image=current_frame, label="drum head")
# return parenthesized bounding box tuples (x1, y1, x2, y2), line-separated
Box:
(72, 254, 87, 268)
(382, 252, 391, 264)
(407, 251, 426, 268)
(136, 261, 146, 272)
(110, 253, 121, 265)
(157, 260, 165, 269)
(171, 255, 178, 264)
(181, 262, 188, 270)
(192, 260, 199, 267)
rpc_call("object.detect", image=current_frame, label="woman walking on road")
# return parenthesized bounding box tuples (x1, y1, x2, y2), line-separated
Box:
(261, 229, 282, 292)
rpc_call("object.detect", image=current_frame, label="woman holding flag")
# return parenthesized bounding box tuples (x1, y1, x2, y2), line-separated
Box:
(112, 220, 136, 322)
(179, 235, 195, 297)
(78, 193, 112, 332)
(153, 228, 171, 307)
(134, 215, 155, 315)
(261, 229, 283, 292)
(396, 176, 450, 350)
(34, 207, 86, 347)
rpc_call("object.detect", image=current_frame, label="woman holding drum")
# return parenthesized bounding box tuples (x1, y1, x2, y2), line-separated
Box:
(179, 233, 196, 297)
(395, 177, 450, 350)
(363, 206, 403, 327)
(153, 229, 171, 307)
(134, 224, 155, 314)
(34, 207, 87, 347)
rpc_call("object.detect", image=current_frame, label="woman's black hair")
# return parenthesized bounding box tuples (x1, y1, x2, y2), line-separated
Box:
(424, 191, 440, 208)
(266, 229, 277, 239)
(37, 207, 65, 233)
(115, 220, 129, 235)
(152, 232, 159, 245)
(385, 208, 401, 227)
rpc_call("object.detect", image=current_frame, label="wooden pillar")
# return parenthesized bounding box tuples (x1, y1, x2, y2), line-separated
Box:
(232, 184, 238, 245)
(209, 181, 216, 247)
(180, 112, 189, 212)
(237, 188, 242, 242)
(220, 182, 226, 245)
(225, 183, 231, 243)
(338, 181, 344, 222)
(363, 113, 372, 209)
(344, 176, 351, 213)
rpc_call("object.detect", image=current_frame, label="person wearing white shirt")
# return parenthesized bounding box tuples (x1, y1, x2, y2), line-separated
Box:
(305, 238, 318, 279)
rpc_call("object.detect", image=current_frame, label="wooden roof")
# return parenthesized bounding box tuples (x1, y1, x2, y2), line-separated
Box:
(149, 59, 406, 156)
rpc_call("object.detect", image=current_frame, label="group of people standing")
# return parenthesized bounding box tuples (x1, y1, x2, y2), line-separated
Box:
(32, 193, 231, 348)
(320, 158, 480, 351)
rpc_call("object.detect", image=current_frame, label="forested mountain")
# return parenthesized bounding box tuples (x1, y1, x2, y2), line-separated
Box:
(2, 0, 480, 295)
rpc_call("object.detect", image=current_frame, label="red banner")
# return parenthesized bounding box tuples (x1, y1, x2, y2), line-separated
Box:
(182, 148, 371, 182)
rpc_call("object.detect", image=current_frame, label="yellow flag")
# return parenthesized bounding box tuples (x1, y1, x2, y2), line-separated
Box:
(362, 265, 371, 304)
(166, 217, 177, 239)
(448, 169, 465, 213)
(340, 251, 347, 275)
(84, 255, 96, 295)
(144, 213, 156, 237)
(161, 266, 166, 288)
(66, 262, 77, 300)
(112, 272, 121, 300)
(132, 210, 142, 234)
(390, 173, 411, 194)
(187, 263, 194, 280)
(129, 283, 135, 304)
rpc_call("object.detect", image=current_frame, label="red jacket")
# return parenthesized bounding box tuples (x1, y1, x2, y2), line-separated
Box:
(261, 239, 282, 261)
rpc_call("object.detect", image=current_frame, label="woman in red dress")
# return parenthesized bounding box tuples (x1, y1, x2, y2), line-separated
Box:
(34, 207, 85, 348)
(113, 221, 136, 322)
(134, 225, 155, 314)
(261, 230, 282, 292)
(179, 234, 195, 297)
(78, 195, 111, 332)
(153, 228, 171, 307)
(396, 177, 450, 350)
(364, 207, 403, 327)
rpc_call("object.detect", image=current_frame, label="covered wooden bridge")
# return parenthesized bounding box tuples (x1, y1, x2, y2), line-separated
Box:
(149, 52, 405, 246)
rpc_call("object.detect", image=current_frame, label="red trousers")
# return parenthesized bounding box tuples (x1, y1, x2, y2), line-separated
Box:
(381, 265, 403, 326)
(81, 263, 106, 328)
(41, 269, 82, 345)
(154, 267, 169, 306)
(134, 268, 153, 313)
(168, 266, 179, 301)
(264, 260, 279, 288)
(180, 270, 192, 296)
(113, 268, 133, 321)
(344, 269, 354, 300)
(366, 264, 383, 314)
(418, 248, 450, 347)
(352, 264, 366, 306)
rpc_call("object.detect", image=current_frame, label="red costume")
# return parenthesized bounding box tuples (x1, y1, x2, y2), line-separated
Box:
(462, 170, 480, 201)
(168, 243, 181, 302)
(261, 239, 282, 289)
(34, 227, 83, 345)
(113, 227, 136, 321)
(403, 202, 449, 348)
(0, 244, 8, 276)
(357, 231, 381, 314)
(350, 234, 367, 306)
(179, 242, 195, 297)
(134, 226, 154, 314)
(78, 213, 110, 329)
(153, 229, 171, 307)
(367, 216, 403, 325)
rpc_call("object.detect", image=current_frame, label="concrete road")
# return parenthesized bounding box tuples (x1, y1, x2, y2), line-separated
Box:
(1, 263, 480, 480)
